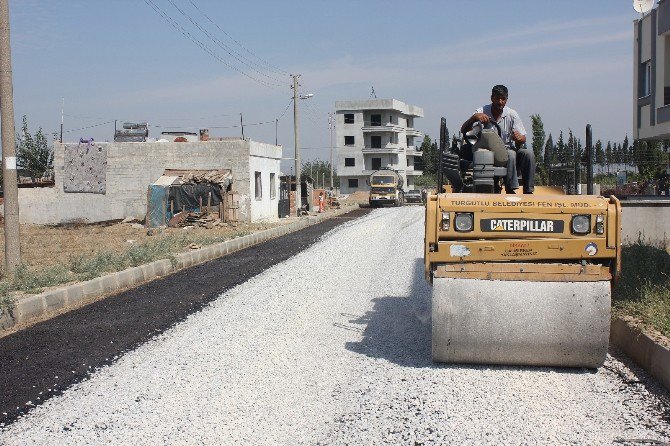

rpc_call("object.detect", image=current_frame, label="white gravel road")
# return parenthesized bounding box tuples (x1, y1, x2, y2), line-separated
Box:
(1, 206, 668, 445)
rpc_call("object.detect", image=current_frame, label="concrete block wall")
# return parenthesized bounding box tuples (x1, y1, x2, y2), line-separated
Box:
(16, 139, 281, 225)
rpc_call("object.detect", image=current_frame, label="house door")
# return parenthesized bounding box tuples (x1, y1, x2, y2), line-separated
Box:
(278, 178, 290, 218)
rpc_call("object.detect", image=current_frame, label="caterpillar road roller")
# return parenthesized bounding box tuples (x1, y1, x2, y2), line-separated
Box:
(424, 119, 621, 368)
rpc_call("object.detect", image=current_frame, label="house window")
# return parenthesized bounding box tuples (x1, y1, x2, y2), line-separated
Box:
(372, 158, 382, 170)
(641, 60, 651, 98)
(371, 135, 382, 148)
(255, 171, 262, 200)
(348, 178, 359, 188)
(344, 135, 355, 145)
(345, 157, 355, 167)
(344, 113, 354, 124)
(370, 114, 382, 126)
(270, 172, 276, 199)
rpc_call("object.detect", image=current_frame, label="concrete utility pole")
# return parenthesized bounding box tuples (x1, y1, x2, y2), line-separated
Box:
(0, 0, 21, 275)
(292, 74, 301, 215)
(329, 112, 334, 189)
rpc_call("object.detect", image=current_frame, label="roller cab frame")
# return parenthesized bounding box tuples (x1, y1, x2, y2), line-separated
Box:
(424, 192, 622, 284)
(424, 119, 622, 368)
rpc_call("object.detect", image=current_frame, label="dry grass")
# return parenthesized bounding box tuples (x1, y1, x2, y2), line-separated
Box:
(612, 240, 670, 340)
(0, 218, 292, 306)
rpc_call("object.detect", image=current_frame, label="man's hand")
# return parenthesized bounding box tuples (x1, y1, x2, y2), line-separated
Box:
(473, 113, 490, 124)
(512, 130, 526, 147)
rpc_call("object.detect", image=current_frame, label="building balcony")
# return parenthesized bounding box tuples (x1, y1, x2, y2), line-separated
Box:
(405, 128, 424, 138)
(362, 123, 403, 133)
(362, 143, 403, 154)
(362, 169, 405, 176)
(405, 146, 423, 156)
(405, 168, 423, 176)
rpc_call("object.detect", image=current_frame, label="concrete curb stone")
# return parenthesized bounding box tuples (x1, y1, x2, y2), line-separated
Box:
(3, 205, 357, 333)
(610, 317, 670, 392)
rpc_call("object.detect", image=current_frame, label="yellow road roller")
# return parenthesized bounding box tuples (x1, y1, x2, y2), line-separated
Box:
(424, 119, 621, 368)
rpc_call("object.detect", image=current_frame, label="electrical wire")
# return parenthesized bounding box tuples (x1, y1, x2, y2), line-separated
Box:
(166, 0, 285, 84)
(62, 120, 116, 134)
(142, 0, 284, 90)
(187, 0, 289, 76)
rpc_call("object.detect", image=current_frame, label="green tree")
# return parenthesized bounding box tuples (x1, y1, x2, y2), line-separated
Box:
(530, 114, 546, 184)
(632, 139, 667, 179)
(595, 140, 604, 165)
(622, 135, 630, 165)
(556, 131, 565, 164)
(302, 160, 337, 188)
(16, 115, 54, 181)
(419, 135, 437, 176)
(543, 133, 554, 185)
(605, 141, 613, 170)
(530, 114, 545, 164)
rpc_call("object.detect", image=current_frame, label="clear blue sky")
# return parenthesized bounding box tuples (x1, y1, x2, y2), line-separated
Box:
(6, 0, 639, 167)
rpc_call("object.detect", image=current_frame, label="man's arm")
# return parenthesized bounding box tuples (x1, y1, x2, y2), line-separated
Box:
(511, 110, 527, 148)
(460, 112, 490, 135)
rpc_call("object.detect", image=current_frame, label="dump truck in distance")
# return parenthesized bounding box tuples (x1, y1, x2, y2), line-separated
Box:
(368, 169, 404, 207)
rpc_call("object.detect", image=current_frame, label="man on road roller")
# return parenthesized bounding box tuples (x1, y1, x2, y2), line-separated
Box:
(461, 84, 536, 194)
(425, 107, 621, 369)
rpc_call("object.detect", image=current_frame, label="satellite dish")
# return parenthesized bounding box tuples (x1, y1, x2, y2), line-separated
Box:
(633, 0, 655, 14)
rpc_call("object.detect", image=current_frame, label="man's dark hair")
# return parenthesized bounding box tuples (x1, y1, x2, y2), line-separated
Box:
(492, 84, 508, 97)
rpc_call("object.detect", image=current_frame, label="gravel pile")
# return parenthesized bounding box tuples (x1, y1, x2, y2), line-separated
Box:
(1, 206, 668, 444)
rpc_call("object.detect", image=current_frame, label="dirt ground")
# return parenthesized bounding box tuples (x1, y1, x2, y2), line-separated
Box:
(0, 219, 287, 271)
(0, 198, 359, 272)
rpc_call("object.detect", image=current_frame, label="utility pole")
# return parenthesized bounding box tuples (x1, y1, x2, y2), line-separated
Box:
(0, 0, 21, 274)
(329, 112, 334, 189)
(292, 74, 301, 215)
(240, 113, 244, 140)
(275, 118, 278, 146)
(60, 98, 64, 143)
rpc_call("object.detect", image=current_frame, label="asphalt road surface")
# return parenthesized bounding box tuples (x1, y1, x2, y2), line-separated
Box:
(1, 206, 668, 445)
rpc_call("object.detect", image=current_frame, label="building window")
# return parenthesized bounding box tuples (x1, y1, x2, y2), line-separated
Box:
(348, 178, 358, 188)
(270, 172, 276, 199)
(345, 157, 355, 167)
(255, 171, 262, 200)
(344, 135, 355, 145)
(372, 158, 382, 170)
(344, 113, 354, 124)
(370, 114, 382, 126)
(641, 60, 651, 98)
(371, 135, 382, 148)
(407, 117, 413, 128)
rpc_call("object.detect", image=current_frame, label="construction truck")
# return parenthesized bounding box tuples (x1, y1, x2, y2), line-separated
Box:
(368, 169, 404, 207)
(424, 118, 621, 368)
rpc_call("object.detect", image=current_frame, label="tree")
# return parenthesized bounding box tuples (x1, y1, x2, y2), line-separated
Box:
(530, 114, 545, 165)
(632, 139, 667, 179)
(16, 115, 54, 181)
(556, 131, 565, 165)
(419, 135, 437, 176)
(595, 140, 605, 165)
(605, 141, 613, 171)
(622, 135, 630, 165)
(529, 114, 546, 184)
(543, 133, 554, 185)
(301, 160, 337, 188)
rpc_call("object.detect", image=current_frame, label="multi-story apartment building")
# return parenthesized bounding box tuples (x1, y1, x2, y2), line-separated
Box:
(335, 99, 424, 194)
(634, 0, 670, 140)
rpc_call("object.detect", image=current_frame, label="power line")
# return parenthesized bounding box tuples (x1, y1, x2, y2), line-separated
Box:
(63, 120, 116, 134)
(142, 0, 284, 90)
(166, 0, 285, 84)
(186, 0, 289, 76)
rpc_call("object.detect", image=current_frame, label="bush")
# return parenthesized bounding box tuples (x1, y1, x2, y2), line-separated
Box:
(612, 240, 670, 338)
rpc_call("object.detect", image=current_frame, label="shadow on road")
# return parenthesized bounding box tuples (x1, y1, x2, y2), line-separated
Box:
(345, 258, 600, 377)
